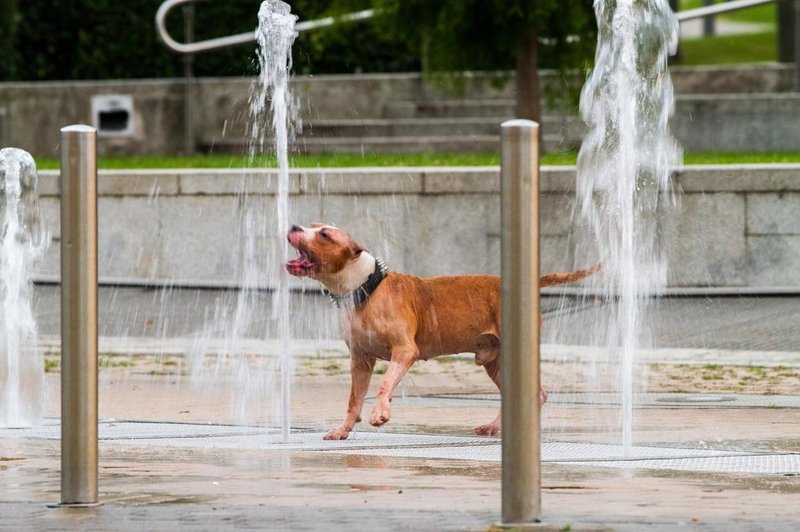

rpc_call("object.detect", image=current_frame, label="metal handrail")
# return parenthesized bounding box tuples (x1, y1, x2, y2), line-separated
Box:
(155, 0, 374, 55)
(676, 0, 774, 22)
(155, 0, 776, 55)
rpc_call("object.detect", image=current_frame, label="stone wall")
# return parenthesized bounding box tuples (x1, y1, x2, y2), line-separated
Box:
(0, 80, 186, 157)
(2, 65, 798, 157)
(673, 93, 800, 152)
(33, 165, 800, 289)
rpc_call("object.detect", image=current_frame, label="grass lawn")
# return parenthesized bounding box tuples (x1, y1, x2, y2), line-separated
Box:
(677, 1, 776, 65)
(680, 0, 775, 25)
(30, 150, 800, 170)
(677, 31, 776, 65)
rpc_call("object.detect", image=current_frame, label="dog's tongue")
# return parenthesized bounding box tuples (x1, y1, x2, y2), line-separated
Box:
(285, 254, 315, 276)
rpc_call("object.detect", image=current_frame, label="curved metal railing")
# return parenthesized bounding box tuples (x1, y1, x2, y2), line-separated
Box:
(676, 0, 774, 22)
(156, 0, 778, 56)
(155, 0, 374, 55)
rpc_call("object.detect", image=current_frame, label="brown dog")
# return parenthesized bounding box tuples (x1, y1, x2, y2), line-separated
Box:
(286, 223, 600, 440)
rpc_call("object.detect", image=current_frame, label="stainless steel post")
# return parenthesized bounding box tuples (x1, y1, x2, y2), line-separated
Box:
(59, 125, 99, 506)
(500, 119, 541, 525)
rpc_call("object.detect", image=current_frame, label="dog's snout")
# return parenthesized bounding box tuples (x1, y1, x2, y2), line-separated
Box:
(287, 225, 306, 245)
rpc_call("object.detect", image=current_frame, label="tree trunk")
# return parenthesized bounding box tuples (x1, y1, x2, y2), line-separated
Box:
(515, 30, 541, 124)
(668, 0, 682, 63)
(777, 0, 796, 63)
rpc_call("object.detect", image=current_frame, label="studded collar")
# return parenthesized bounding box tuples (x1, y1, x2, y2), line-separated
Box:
(325, 256, 389, 309)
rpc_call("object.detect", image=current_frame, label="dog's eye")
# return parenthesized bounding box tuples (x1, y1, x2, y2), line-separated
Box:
(320, 230, 331, 241)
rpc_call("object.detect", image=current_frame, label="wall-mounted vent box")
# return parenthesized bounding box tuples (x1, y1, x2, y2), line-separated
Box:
(91, 95, 134, 137)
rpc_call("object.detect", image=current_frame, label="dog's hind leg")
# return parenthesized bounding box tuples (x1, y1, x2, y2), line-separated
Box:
(474, 357, 502, 435)
(473, 333, 500, 366)
(473, 350, 548, 436)
(324, 351, 375, 440)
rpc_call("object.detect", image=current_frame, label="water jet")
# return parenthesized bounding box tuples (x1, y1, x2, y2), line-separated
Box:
(186, 0, 299, 442)
(0, 147, 47, 428)
(574, 0, 682, 453)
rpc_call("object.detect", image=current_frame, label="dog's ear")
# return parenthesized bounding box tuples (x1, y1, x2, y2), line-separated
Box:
(311, 222, 325, 228)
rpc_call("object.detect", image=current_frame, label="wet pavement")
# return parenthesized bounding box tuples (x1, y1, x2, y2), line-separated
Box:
(7, 418, 798, 474)
(1, 288, 798, 530)
(2, 408, 800, 531)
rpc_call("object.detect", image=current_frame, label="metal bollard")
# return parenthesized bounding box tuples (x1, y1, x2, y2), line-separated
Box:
(58, 125, 100, 507)
(500, 119, 541, 525)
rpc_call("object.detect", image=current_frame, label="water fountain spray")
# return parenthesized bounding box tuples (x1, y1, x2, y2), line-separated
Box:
(249, 0, 298, 442)
(184, 0, 300, 441)
(0, 148, 48, 428)
(575, 0, 681, 453)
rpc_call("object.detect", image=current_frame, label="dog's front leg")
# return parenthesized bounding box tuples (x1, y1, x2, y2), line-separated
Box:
(324, 351, 375, 440)
(370, 343, 418, 427)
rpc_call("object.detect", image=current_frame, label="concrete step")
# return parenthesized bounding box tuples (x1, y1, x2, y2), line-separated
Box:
(201, 113, 584, 155)
(296, 135, 501, 154)
(304, 117, 507, 138)
(384, 99, 517, 119)
(303, 116, 584, 139)
(304, 117, 500, 137)
(201, 133, 571, 155)
(383, 99, 580, 119)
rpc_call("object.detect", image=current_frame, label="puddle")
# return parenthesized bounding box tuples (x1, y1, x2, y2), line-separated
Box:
(101, 493, 217, 505)
(348, 484, 402, 492)
(656, 395, 736, 403)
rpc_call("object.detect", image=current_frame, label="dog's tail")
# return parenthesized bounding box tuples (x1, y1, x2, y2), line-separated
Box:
(539, 262, 602, 288)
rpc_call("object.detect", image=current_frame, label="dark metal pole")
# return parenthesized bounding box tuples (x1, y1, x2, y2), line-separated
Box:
(500, 119, 541, 526)
(183, 4, 196, 155)
(795, 0, 800, 89)
(778, 0, 795, 63)
(703, 0, 716, 36)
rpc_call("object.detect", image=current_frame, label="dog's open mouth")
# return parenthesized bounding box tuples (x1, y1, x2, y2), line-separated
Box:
(285, 249, 317, 277)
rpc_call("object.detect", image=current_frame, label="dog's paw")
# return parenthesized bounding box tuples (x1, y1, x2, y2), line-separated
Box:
(323, 428, 350, 440)
(473, 422, 500, 436)
(369, 403, 391, 427)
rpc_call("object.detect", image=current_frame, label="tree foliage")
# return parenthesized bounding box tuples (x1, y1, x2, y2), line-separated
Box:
(0, 0, 596, 120)
(371, 0, 595, 73)
(368, 0, 597, 120)
(0, 0, 419, 82)
(5, 0, 181, 80)
(0, 0, 18, 79)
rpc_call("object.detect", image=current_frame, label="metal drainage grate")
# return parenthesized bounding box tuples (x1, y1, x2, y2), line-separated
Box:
(4, 419, 270, 441)
(323, 441, 800, 475)
(1, 420, 483, 452)
(419, 392, 800, 409)
(3, 421, 798, 475)
(655, 395, 736, 404)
